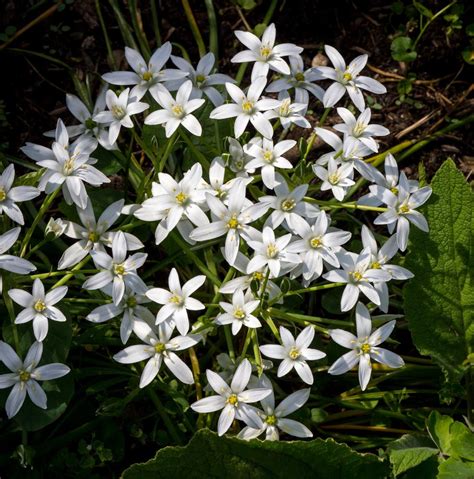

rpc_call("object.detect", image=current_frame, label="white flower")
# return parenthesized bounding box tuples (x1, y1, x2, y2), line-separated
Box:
(200, 156, 245, 202)
(134, 163, 209, 245)
(0, 341, 70, 418)
(246, 138, 296, 189)
(238, 376, 312, 440)
(145, 80, 205, 137)
(0, 227, 36, 276)
(189, 179, 267, 265)
(94, 88, 149, 144)
(0, 165, 39, 225)
(316, 45, 386, 111)
(190, 358, 272, 436)
(358, 154, 419, 207)
(216, 289, 261, 335)
(58, 198, 143, 270)
(87, 289, 155, 344)
(210, 76, 280, 139)
(83, 231, 147, 305)
(227, 137, 256, 177)
(45, 89, 117, 150)
(8, 279, 68, 342)
(313, 157, 355, 201)
(218, 252, 282, 301)
(361, 226, 414, 312)
(259, 175, 318, 231)
(266, 55, 324, 107)
(231, 23, 303, 81)
(323, 248, 391, 312)
(287, 212, 351, 282)
(260, 326, 326, 385)
(372, 172, 432, 251)
(168, 52, 234, 106)
(102, 43, 188, 100)
(328, 302, 404, 390)
(264, 95, 310, 130)
(334, 107, 389, 152)
(45, 218, 67, 238)
(113, 321, 200, 387)
(28, 120, 110, 209)
(246, 226, 300, 278)
(146, 268, 205, 335)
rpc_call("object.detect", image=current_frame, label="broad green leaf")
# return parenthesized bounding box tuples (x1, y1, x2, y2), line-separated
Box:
(427, 410, 454, 455)
(121, 429, 389, 478)
(437, 457, 474, 479)
(451, 430, 474, 461)
(391, 37, 417, 62)
(404, 160, 474, 386)
(387, 433, 438, 476)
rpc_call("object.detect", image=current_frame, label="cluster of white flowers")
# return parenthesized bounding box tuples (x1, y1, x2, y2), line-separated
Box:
(0, 24, 432, 439)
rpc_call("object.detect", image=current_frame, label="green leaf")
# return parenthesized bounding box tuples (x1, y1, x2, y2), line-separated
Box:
(121, 429, 389, 478)
(404, 160, 474, 386)
(426, 411, 453, 454)
(413, 1, 433, 19)
(387, 433, 438, 476)
(451, 430, 474, 461)
(438, 457, 474, 479)
(391, 36, 417, 62)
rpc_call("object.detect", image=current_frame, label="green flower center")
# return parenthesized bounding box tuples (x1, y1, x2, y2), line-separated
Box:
(266, 244, 279, 258)
(175, 192, 188, 204)
(88, 231, 99, 243)
(19, 370, 31, 382)
(281, 199, 296, 211)
(390, 187, 399, 195)
(85, 118, 97, 130)
(34, 299, 46, 312)
(252, 271, 264, 281)
(114, 264, 126, 276)
(111, 105, 125, 119)
(127, 296, 137, 308)
(351, 271, 363, 282)
(154, 342, 166, 354)
(398, 204, 410, 214)
(142, 71, 153, 81)
(170, 294, 183, 305)
(371, 261, 381, 269)
(0, 188, 7, 201)
(196, 74, 206, 83)
(360, 343, 371, 354)
(227, 215, 240, 229)
(343, 72, 352, 81)
(294, 72, 305, 82)
(328, 173, 340, 185)
(263, 150, 273, 163)
(266, 414, 277, 425)
(260, 46, 272, 58)
(172, 104, 184, 117)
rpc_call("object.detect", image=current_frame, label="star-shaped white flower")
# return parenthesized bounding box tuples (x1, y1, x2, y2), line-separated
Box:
(216, 289, 261, 335)
(0, 341, 70, 418)
(260, 326, 326, 385)
(146, 268, 205, 335)
(231, 23, 303, 81)
(210, 76, 280, 139)
(328, 302, 404, 390)
(190, 359, 272, 436)
(145, 80, 205, 137)
(0, 228, 36, 277)
(8, 279, 68, 342)
(113, 321, 200, 387)
(0, 165, 39, 225)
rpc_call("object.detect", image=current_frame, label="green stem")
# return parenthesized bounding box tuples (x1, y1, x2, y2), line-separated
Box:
(51, 256, 92, 289)
(3, 274, 20, 350)
(128, 0, 150, 59)
(204, 0, 218, 60)
(159, 131, 179, 172)
(224, 326, 235, 361)
(304, 199, 387, 213)
(150, 0, 162, 47)
(413, 1, 457, 50)
(181, 0, 206, 57)
(20, 189, 58, 257)
(179, 129, 210, 169)
(95, 0, 116, 68)
(285, 282, 344, 297)
(147, 389, 183, 444)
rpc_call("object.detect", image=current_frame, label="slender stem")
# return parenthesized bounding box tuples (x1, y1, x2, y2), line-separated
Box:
(303, 107, 331, 161)
(181, 0, 206, 57)
(95, 0, 116, 68)
(179, 129, 210, 169)
(51, 256, 92, 289)
(204, 0, 218, 60)
(150, 0, 162, 47)
(128, 0, 150, 59)
(413, 1, 457, 49)
(285, 282, 344, 297)
(304, 198, 387, 213)
(224, 326, 235, 361)
(252, 329, 263, 374)
(188, 347, 202, 400)
(20, 189, 59, 257)
(147, 389, 183, 444)
(159, 131, 179, 172)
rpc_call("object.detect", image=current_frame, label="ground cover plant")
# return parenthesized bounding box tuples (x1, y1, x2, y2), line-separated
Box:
(0, 1, 473, 478)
